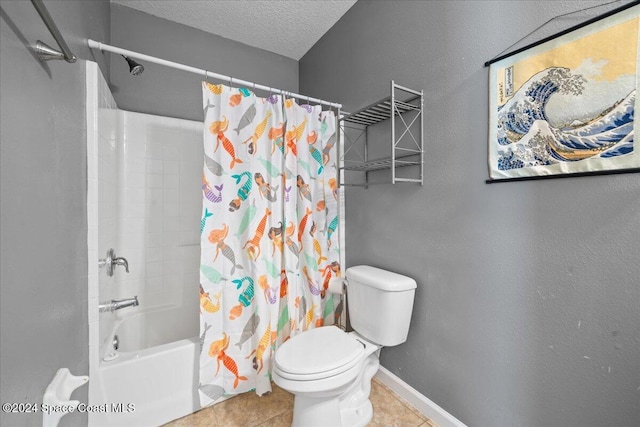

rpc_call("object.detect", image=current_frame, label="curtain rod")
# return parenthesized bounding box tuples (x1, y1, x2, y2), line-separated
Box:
(32, 0, 76, 62)
(87, 39, 342, 109)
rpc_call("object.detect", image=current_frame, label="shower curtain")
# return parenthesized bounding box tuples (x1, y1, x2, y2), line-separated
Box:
(199, 83, 341, 404)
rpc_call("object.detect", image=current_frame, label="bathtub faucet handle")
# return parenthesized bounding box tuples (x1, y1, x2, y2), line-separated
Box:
(101, 248, 129, 276)
(113, 256, 129, 273)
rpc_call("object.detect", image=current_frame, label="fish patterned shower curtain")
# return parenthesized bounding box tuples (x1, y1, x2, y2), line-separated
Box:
(199, 83, 341, 405)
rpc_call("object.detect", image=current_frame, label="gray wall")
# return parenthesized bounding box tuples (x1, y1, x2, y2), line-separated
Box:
(0, 1, 110, 426)
(109, 4, 299, 122)
(301, 1, 640, 426)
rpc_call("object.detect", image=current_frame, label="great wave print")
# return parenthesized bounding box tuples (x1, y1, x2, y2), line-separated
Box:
(488, 8, 639, 180)
(496, 66, 635, 171)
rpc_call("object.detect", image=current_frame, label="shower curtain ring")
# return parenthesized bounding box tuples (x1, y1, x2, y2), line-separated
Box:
(229, 77, 234, 88)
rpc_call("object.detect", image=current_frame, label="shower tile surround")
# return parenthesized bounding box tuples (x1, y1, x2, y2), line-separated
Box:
(89, 67, 201, 349)
(111, 111, 202, 319)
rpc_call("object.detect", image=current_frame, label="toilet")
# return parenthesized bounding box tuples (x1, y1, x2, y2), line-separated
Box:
(272, 265, 417, 427)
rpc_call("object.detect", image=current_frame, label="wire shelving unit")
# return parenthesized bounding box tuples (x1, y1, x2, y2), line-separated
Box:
(338, 81, 423, 188)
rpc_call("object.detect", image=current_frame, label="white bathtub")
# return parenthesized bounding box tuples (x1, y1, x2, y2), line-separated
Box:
(90, 317, 200, 427)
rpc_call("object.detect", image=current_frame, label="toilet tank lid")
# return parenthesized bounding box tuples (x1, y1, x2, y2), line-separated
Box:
(346, 265, 417, 292)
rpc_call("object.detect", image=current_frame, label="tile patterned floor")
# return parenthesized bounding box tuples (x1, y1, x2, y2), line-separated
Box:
(164, 378, 439, 427)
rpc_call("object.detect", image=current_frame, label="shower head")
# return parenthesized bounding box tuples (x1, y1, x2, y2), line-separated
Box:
(121, 55, 144, 76)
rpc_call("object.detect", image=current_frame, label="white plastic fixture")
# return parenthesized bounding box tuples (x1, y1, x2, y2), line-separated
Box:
(42, 368, 89, 427)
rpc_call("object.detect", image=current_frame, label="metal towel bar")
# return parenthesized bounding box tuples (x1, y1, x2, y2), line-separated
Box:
(31, 0, 76, 62)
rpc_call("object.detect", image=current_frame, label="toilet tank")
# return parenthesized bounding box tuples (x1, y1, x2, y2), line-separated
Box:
(346, 265, 417, 347)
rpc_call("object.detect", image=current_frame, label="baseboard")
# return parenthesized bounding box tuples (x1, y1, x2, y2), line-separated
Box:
(374, 366, 467, 427)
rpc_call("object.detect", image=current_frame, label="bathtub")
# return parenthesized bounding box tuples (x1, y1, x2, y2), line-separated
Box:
(90, 313, 200, 427)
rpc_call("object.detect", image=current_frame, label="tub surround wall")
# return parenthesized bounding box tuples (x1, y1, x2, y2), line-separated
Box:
(89, 60, 202, 363)
(301, 1, 640, 426)
(1, 2, 110, 426)
(108, 4, 299, 122)
(108, 110, 202, 344)
(87, 62, 119, 368)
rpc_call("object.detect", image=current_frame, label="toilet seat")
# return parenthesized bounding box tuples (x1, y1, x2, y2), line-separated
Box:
(274, 326, 365, 381)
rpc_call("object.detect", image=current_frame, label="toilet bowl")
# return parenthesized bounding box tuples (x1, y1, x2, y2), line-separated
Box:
(272, 326, 380, 427)
(272, 265, 417, 427)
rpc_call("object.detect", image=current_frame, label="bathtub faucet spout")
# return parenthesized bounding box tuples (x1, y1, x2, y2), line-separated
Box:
(99, 296, 139, 313)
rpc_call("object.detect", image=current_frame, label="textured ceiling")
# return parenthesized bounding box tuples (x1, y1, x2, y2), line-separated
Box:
(110, 0, 358, 60)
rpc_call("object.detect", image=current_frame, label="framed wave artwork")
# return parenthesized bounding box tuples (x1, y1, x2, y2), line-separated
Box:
(486, 1, 640, 182)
